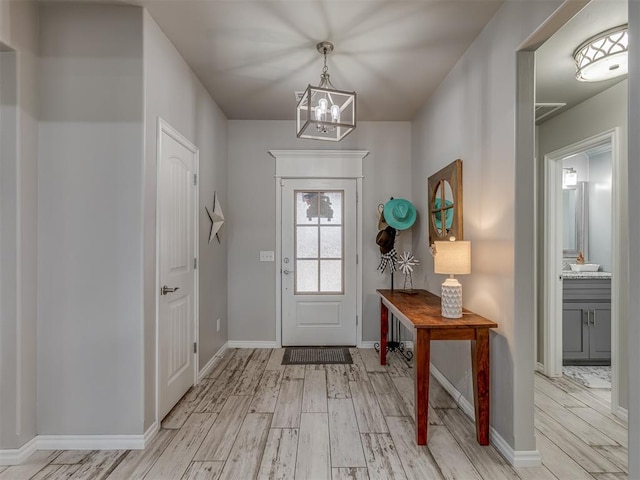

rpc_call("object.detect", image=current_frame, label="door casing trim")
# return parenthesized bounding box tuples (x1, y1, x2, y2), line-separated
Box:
(269, 150, 369, 348)
(542, 128, 621, 417)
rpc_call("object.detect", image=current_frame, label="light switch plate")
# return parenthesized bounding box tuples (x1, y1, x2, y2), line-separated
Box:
(260, 251, 275, 262)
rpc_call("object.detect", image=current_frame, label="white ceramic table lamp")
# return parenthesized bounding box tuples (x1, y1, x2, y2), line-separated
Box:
(433, 239, 471, 318)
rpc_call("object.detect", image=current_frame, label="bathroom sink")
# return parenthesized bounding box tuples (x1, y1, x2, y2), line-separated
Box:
(569, 264, 600, 272)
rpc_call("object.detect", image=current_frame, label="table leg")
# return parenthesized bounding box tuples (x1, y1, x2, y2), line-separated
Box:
(415, 328, 430, 445)
(380, 300, 388, 365)
(471, 328, 490, 445)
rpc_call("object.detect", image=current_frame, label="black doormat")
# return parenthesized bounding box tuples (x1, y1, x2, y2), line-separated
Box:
(282, 347, 353, 365)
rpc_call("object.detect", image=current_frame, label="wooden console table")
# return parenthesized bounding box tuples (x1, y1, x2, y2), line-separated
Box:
(377, 289, 498, 446)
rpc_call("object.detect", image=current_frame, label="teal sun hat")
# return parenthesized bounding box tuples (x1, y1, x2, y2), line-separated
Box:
(383, 198, 417, 230)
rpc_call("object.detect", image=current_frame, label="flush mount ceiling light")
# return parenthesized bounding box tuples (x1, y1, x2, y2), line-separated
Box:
(296, 42, 356, 142)
(573, 25, 628, 82)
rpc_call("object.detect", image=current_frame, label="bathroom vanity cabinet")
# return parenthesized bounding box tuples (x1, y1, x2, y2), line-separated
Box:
(562, 277, 611, 365)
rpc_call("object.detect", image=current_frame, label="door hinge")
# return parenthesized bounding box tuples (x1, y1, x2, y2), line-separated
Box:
(280, 178, 285, 187)
(193, 173, 198, 186)
(194, 342, 197, 354)
(356, 254, 359, 265)
(356, 191, 358, 203)
(356, 315, 359, 326)
(193, 258, 197, 269)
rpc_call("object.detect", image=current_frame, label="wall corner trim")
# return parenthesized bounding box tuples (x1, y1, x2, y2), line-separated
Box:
(143, 421, 159, 447)
(430, 364, 541, 468)
(0, 437, 38, 466)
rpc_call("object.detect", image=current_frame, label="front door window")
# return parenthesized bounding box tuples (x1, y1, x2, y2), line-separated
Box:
(294, 191, 344, 294)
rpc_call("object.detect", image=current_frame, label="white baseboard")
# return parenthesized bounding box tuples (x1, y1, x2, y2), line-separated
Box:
(37, 433, 147, 451)
(358, 340, 413, 349)
(198, 341, 229, 382)
(0, 436, 38, 465)
(490, 431, 541, 467)
(227, 340, 278, 349)
(0, 423, 160, 465)
(143, 421, 159, 447)
(535, 362, 545, 373)
(429, 364, 541, 468)
(430, 364, 475, 419)
(615, 405, 628, 422)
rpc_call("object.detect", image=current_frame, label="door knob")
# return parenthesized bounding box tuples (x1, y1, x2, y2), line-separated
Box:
(161, 285, 180, 295)
(283, 269, 294, 275)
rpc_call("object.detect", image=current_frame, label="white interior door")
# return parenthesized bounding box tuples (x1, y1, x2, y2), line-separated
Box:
(281, 178, 357, 346)
(158, 121, 198, 421)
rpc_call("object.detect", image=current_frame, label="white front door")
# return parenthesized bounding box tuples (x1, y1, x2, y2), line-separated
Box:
(157, 121, 198, 421)
(281, 178, 357, 346)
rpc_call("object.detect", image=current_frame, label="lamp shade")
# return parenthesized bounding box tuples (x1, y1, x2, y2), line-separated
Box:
(434, 240, 470, 275)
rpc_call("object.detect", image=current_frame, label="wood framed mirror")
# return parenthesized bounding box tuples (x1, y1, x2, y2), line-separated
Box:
(427, 159, 463, 245)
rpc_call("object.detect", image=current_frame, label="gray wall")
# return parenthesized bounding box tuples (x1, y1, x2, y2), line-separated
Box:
(143, 11, 229, 430)
(0, 0, 39, 449)
(410, 1, 562, 452)
(627, 2, 639, 477)
(38, 4, 145, 435)
(227, 121, 411, 344)
(537, 81, 628, 408)
(11, 2, 228, 441)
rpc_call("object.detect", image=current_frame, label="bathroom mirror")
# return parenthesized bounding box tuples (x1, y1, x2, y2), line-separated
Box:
(563, 181, 588, 259)
(427, 159, 462, 245)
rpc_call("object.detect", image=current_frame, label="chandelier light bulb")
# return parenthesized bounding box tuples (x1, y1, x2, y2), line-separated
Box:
(331, 104, 340, 122)
(318, 98, 328, 114)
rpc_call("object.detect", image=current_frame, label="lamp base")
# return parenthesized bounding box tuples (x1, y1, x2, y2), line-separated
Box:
(441, 277, 462, 319)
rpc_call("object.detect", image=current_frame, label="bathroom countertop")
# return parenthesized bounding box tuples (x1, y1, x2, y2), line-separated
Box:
(562, 271, 612, 279)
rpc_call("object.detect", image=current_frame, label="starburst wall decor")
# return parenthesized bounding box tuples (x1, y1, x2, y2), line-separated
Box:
(205, 191, 225, 244)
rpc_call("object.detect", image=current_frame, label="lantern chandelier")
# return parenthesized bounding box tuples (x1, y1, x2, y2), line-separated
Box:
(573, 25, 628, 82)
(296, 41, 356, 142)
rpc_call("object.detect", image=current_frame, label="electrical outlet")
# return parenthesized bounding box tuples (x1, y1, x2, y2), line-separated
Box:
(216, 318, 221, 332)
(260, 251, 275, 262)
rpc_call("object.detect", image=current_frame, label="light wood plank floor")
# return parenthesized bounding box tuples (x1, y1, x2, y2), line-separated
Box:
(2, 349, 628, 480)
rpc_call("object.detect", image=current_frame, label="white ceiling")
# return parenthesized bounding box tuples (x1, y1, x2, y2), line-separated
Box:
(46, 0, 627, 123)
(536, 0, 628, 123)
(85, 0, 504, 121)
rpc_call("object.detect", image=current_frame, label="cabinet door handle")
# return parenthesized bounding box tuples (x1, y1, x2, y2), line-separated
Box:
(584, 310, 590, 324)
(592, 310, 596, 327)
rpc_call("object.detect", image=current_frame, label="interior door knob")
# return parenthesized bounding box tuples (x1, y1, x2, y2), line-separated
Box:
(283, 269, 294, 275)
(161, 285, 180, 295)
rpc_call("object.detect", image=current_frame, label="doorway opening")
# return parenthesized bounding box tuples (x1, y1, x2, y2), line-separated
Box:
(542, 130, 620, 412)
(516, 0, 629, 473)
